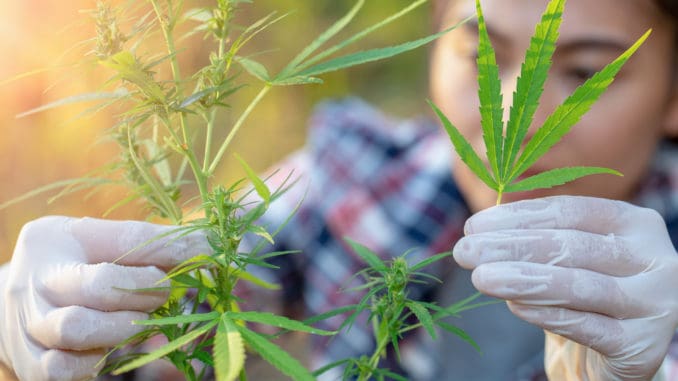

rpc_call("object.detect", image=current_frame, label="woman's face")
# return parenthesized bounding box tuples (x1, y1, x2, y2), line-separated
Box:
(430, 0, 678, 212)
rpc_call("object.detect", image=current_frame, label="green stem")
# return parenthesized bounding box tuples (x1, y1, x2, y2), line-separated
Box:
(127, 127, 182, 223)
(208, 84, 271, 174)
(151, 0, 213, 210)
(358, 336, 389, 381)
(203, 108, 217, 172)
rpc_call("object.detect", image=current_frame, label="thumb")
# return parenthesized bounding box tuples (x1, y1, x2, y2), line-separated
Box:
(68, 217, 211, 268)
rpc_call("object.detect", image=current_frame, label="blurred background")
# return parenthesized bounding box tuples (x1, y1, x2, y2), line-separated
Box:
(0, 0, 433, 263)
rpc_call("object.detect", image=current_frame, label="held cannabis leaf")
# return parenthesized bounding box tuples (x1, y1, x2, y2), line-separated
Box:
(431, 0, 647, 204)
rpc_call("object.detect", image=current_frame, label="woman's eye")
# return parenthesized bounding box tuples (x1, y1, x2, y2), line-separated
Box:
(567, 67, 597, 82)
(465, 49, 479, 63)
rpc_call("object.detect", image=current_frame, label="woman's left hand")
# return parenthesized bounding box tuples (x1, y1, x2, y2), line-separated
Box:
(453, 195, 678, 381)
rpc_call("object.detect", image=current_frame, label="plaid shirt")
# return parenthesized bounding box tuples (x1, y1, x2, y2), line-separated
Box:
(245, 98, 678, 380)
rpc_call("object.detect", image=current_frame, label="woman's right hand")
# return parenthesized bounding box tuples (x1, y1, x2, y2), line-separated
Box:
(0, 216, 209, 381)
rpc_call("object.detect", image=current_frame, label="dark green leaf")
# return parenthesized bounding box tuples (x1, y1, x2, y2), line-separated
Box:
(436, 321, 482, 353)
(344, 238, 387, 273)
(410, 251, 453, 272)
(236, 326, 316, 381)
(406, 301, 436, 339)
(303, 304, 359, 325)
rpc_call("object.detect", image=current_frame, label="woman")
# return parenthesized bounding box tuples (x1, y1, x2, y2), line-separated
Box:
(1, 0, 677, 379)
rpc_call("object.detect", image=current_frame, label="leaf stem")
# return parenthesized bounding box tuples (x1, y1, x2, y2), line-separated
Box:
(203, 108, 217, 172)
(208, 84, 272, 174)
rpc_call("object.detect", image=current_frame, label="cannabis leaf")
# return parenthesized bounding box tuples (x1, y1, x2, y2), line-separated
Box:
(430, 0, 650, 204)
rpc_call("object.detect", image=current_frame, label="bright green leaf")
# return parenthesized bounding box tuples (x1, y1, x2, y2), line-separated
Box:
(278, 0, 365, 78)
(299, 0, 429, 71)
(112, 320, 218, 375)
(246, 224, 274, 244)
(236, 57, 270, 82)
(505, 166, 622, 193)
(509, 29, 651, 182)
(227, 311, 335, 335)
(502, 0, 564, 180)
(214, 316, 245, 381)
(232, 268, 281, 290)
(134, 312, 220, 326)
(271, 76, 323, 86)
(475, 0, 505, 179)
(234, 153, 271, 203)
(428, 100, 497, 190)
(16, 89, 129, 118)
(296, 25, 457, 78)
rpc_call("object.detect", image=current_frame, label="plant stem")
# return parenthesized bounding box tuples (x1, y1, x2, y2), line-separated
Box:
(151, 0, 212, 209)
(203, 108, 217, 172)
(127, 127, 182, 222)
(357, 336, 389, 381)
(208, 84, 272, 174)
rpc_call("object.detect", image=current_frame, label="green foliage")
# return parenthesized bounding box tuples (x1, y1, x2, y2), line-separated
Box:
(324, 239, 487, 381)
(10, 0, 491, 379)
(431, 0, 648, 204)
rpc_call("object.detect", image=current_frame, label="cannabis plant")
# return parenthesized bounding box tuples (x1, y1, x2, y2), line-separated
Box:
(7, 1, 474, 380)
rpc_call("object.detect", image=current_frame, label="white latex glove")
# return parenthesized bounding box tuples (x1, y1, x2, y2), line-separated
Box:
(0, 216, 209, 381)
(453, 195, 678, 381)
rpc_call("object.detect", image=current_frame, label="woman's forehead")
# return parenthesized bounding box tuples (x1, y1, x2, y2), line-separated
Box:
(445, 0, 668, 43)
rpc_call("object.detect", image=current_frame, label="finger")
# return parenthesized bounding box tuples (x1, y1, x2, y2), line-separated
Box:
(507, 301, 669, 374)
(41, 262, 169, 312)
(471, 262, 647, 319)
(506, 302, 626, 357)
(40, 349, 105, 381)
(454, 229, 648, 276)
(67, 217, 211, 268)
(464, 195, 664, 235)
(28, 306, 147, 351)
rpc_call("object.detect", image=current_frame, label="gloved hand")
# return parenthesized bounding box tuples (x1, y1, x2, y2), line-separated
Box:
(453, 195, 678, 381)
(0, 216, 209, 381)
